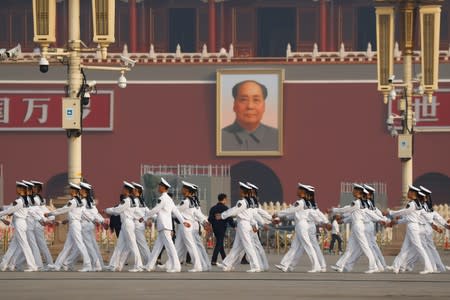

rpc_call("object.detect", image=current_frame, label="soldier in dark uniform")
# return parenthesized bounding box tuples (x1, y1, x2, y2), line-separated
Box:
(221, 80, 279, 151)
(109, 195, 123, 237)
(208, 193, 235, 265)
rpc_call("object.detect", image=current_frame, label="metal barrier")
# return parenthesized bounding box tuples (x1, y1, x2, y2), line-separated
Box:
(141, 164, 231, 177)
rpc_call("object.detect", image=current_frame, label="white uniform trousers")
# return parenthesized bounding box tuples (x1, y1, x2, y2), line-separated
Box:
(336, 230, 356, 269)
(251, 231, 269, 271)
(65, 221, 104, 270)
(117, 219, 143, 270)
(175, 224, 188, 263)
(344, 222, 385, 271)
(192, 222, 211, 271)
(34, 224, 53, 265)
(145, 229, 181, 272)
(403, 224, 445, 272)
(221, 221, 261, 271)
(336, 221, 377, 271)
(54, 221, 91, 269)
(117, 222, 151, 268)
(231, 231, 268, 271)
(282, 223, 321, 271)
(392, 223, 433, 272)
(107, 228, 127, 269)
(11, 223, 49, 270)
(24, 220, 43, 268)
(0, 218, 37, 271)
(174, 223, 203, 270)
(307, 222, 326, 270)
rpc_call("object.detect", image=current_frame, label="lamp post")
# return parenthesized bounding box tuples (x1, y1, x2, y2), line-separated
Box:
(375, 0, 443, 204)
(33, 0, 131, 186)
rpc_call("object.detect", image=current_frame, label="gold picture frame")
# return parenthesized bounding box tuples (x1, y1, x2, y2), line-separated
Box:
(216, 69, 284, 156)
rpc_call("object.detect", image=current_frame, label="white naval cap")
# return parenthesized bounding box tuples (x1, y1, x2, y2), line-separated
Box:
(418, 191, 426, 197)
(191, 183, 199, 191)
(30, 180, 44, 186)
(132, 182, 144, 190)
(297, 183, 309, 190)
(123, 181, 135, 189)
(363, 188, 370, 195)
(363, 184, 375, 193)
(160, 177, 171, 188)
(22, 180, 34, 187)
(305, 185, 315, 192)
(419, 186, 432, 195)
(69, 182, 81, 190)
(353, 183, 364, 190)
(408, 185, 421, 192)
(16, 181, 28, 188)
(246, 182, 259, 190)
(239, 181, 252, 190)
(80, 182, 92, 190)
(181, 181, 195, 190)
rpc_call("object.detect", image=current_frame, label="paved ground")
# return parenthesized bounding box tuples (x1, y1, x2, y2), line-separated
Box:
(0, 252, 449, 300)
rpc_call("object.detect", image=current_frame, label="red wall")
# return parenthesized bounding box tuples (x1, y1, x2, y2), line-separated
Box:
(1, 82, 450, 209)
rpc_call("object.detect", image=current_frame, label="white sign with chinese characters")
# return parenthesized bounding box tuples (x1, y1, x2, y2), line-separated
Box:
(0, 90, 113, 131)
(388, 88, 450, 132)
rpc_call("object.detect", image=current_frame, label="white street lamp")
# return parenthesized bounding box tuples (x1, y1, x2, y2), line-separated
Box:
(375, 0, 443, 204)
(33, 0, 134, 186)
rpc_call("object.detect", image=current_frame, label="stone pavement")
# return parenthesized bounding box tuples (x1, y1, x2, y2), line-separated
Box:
(0, 252, 449, 300)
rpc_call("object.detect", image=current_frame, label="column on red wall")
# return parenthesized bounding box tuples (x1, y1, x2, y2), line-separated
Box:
(208, 0, 216, 52)
(319, 0, 328, 51)
(329, 0, 336, 51)
(138, 1, 146, 52)
(129, 0, 137, 53)
(220, 0, 225, 49)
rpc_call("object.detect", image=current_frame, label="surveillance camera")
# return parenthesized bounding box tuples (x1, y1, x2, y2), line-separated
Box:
(388, 75, 395, 83)
(87, 80, 97, 88)
(120, 55, 136, 67)
(0, 49, 7, 61)
(39, 57, 49, 73)
(118, 73, 127, 88)
(81, 92, 90, 106)
(390, 127, 398, 137)
(386, 115, 394, 126)
(6, 44, 21, 59)
(389, 88, 397, 101)
(417, 85, 424, 95)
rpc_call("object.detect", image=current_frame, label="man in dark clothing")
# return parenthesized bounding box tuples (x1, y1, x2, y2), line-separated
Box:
(208, 193, 235, 265)
(109, 195, 123, 237)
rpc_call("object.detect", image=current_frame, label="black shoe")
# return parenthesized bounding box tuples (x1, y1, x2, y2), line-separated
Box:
(211, 262, 217, 266)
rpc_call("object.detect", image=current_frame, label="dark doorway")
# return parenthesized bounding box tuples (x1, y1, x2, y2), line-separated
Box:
(357, 7, 376, 51)
(414, 172, 450, 205)
(230, 160, 283, 206)
(257, 8, 296, 57)
(169, 8, 196, 52)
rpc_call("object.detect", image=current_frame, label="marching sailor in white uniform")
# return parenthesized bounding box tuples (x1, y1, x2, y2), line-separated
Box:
(174, 181, 205, 272)
(0, 181, 38, 272)
(216, 182, 262, 272)
(31, 180, 54, 267)
(65, 182, 105, 271)
(46, 183, 92, 272)
(331, 184, 379, 273)
(273, 183, 321, 272)
(104, 181, 143, 272)
(190, 184, 212, 271)
(387, 185, 434, 274)
(142, 178, 190, 272)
